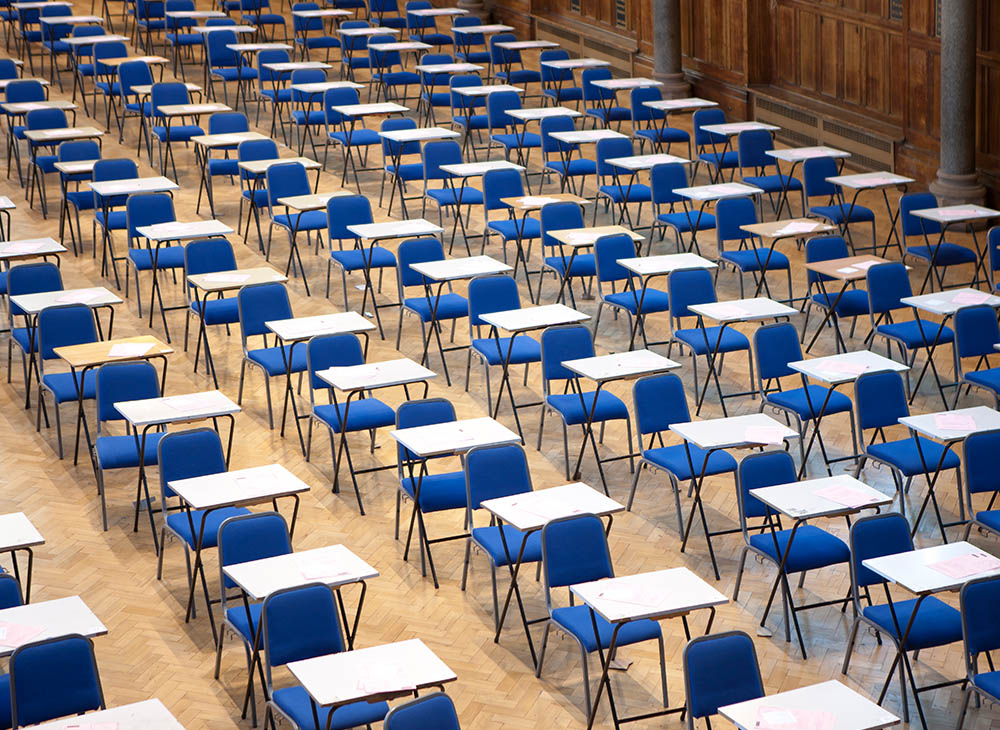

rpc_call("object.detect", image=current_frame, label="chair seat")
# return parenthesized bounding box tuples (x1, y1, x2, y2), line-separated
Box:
(497, 69, 540, 85)
(41, 370, 96, 403)
(598, 183, 652, 204)
(246, 344, 308, 376)
(329, 246, 396, 272)
(211, 66, 257, 81)
(225, 601, 261, 642)
(642, 443, 736, 481)
(698, 150, 738, 169)
(400, 470, 466, 512)
(273, 210, 327, 233)
(657, 210, 716, 233)
(811, 288, 870, 317)
(425, 186, 484, 207)
(635, 126, 689, 145)
(866, 436, 960, 477)
(166, 506, 250, 549)
(543, 252, 595, 278)
(300, 36, 340, 50)
(0, 673, 8, 730)
(242, 12, 284, 23)
(674, 326, 750, 356)
(809, 203, 875, 225)
(95, 431, 165, 470)
(585, 106, 630, 124)
(742, 173, 802, 195)
(965, 368, 1000, 395)
(488, 217, 540, 241)
(421, 90, 450, 107)
(542, 86, 583, 103)
(456, 51, 490, 64)
(452, 112, 488, 130)
(862, 596, 962, 651)
(385, 162, 423, 181)
(545, 390, 628, 426)
(748, 524, 849, 574)
(10, 327, 33, 354)
(376, 70, 420, 86)
(472, 524, 541, 566)
(470, 334, 541, 366)
(151, 123, 204, 142)
(66, 189, 95, 211)
(544, 158, 596, 177)
(403, 292, 469, 322)
(166, 31, 200, 46)
(410, 32, 451, 46)
(328, 128, 380, 146)
(604, 288, 670, 315)
(273, 685, 388, 730)
(720, 248, 790, 272)
(261, 87, 292, 104)
(312, 397, 396, 434)
(973, 670, 1000, 702)
(974, 509, 1000, 534)
(290, 108, 324, 125)
(491, 132, 540, 150)
(905, 242, 978, 267)
(551, 604, 660, 653)
(207, 158, 238, 177)
(766, 385, 853, 421)
(875, 319, 953, 350)
(190, 296, 239, 325)
(127, 245, 185, 271)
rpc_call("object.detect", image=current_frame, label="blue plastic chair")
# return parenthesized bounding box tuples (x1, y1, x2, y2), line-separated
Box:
(650, 162, 715, 254)
(539, 48, 581, 105)
(338, 19, 371, 82)
(149, 81, 205, 177)
(852, 369, 962, 530)
(538, 200, 595, 306)
(124, 192, 185, 326)
(266, 161, 324, 293)
(238, 0, 285, 41)
(91, 157, 138, 286)
(593, 233, 668, 345)
(628, 373, 737, 531)
(7, 262, 63, 390)
(737, 128, 804, 216)
(486, 89, 540, 166)
(953, 304, 1000, 408)
(540, 114, 595, 195)
(803, 156, 877, 251)
(465, 274, 540, 402)
(237, 282, 307, 429)
(416, 51, 453, 124)
(537, 324, 633, 479)
(288, 66, 326, 155)
(4, 79, 45, 184)
(988, 226, 1000, 293)
(900, 191, 979, 292)
(801, 235, 870, 345)
(164, 0, 201, 81)
(323, 85, 381, 189)
(715, 196, 792, 301)
(422, 139, 483, 249)
(24, 106, 66, 217)
(66, 25, 105, 107)
(682, 631, 763, 730)
(449, 73, 487, 154)
(202, 112, 248, 213)
(262, 583, 389, 730)
(183, 238, 240, 370)
(326, 193, 396, 307)
(368, 32, 419, 103)
(595, 136, 650, 228)
(961, 429, 1000, 541)
(452, 15, 489, 64)
(55, 139, 100, 255)
(692, 108, 737, 182)
(379, 116, 422, 214)
(630, 85, 689, 156)
(237, 137, 278, 245)
(490, 32, 539, 88)
(384, 693, 459, 730)
(292, 1, 340, 61)
(205, 29, 257, 106)
(581, 67, 629, 129)
(482, 167, 540, 263)
(537, 514, 667, 714)
(842, 512, 963, 725)
(405, 1, 450, 47)
(368, 0, 405, 28)
(955, 574, 1000, 730)
(733, 450, 851, 658)
(10, 634, 104, 728)
(111, 58, 152, 149)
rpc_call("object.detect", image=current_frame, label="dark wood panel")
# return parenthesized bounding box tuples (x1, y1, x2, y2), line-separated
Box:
(798, 9, 818, 91)
(978, 61, 1000, 157)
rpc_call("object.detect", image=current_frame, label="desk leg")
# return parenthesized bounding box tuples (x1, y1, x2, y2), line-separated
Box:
(489, 326, 524, 441)
(804, 278, 848, 354)
(585, 613, 623, 730)
(193, 288, 218, 388)
(492, 527, 537, 667)
(680, 445, 721, 580)
(876, 589, 931, 729)
(694, 320, 729, 417)
(418, 280, 451, 385)
(131, 425, 161, 553)
(910, 433, 958, 543)
(277, 339, 306, 454)
(908, 313, 951, 410)
(569, 380, 608, 494)
(331, 389, 366, 513)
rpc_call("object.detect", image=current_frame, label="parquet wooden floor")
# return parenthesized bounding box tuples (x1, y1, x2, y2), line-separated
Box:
(1, 27, 999, 729)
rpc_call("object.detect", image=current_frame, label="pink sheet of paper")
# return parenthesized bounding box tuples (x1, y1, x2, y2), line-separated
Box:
(934, 413, 977, 431)
(708, 304, 749, 319)
(929, 551, 1000, 580)
(299, 560, 351, 581)
(0, 621, 44, 648)
(743, 426, 788, 445)
(753, 706, 836, 730)
(819, 359, 869, 375)
(951, 290, 991, 306)
(937, 207, 981, 219)
(354, 664, 416, 695)
(813, 484, 881, 508)
(64, 723, 118, 730)
(852, 260, 879, 271)
(596, 583, 664, 610)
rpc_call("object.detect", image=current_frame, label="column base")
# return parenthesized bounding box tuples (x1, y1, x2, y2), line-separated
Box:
(455, 0, 487, 22)
(929, 169, 986, 206)
(653, 71, 691, 99)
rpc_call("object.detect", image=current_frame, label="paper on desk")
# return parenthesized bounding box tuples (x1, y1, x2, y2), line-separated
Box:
(813, 483, 882, 509)
(934, 412, 977, 431)
(818, 359, 869, 376)
(595, 582, 665, 610)
(506, 494, 584, 522)
(936, 207, 982, 220)
(951, 290, 991, 306)
(203, 272, 251, 283)
(299, 558, 352, 581)
(835, 267, 858, 274)
(772, 221, 818, 236)
(929, 551, 1000, 580)
(753, 706, 835, 730)
(861, 175, 899, 187)
(616, 351, 668, 370)
(707, 303, 749, 319)
(108, 342, 154, 358)
(2, 241, 43, 255)
(565, 232, 596, 245)
(162, 393, 215, 413)
(0, 621, 43, 648)
(355, 663, 416, 694)
(451, 427, 477, 444)
(394, 219, 436, 234)
(788, 148, 831, 159)
(743, 426, 788, 445)
(852, 259, 880, 271)
(518, 196, 560, 207)
(56, 288, 104, 304)
(64, 723, 118, 730)
(711, 183, 749, 195)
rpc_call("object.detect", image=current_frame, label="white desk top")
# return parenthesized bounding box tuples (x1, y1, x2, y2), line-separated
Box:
(617, 253, 717, 276)
(0, 596, 106, 657)
(347, 218, 443, 240)
(787, 350, 909, 385)
(826, 171, 915, 189)
(494, 39, 559, 50)
(719, 680, 899, 730)
(114, 389, 240, 427)
(62, 32, 128, 45)
(100, 55, 170, 66)
(29, 699, 185, 730)
(863, 541, 1000, 595)
(238, 156, 322, 174)
(276, 191, 352, 211)
(23, 126, 103, 142)
(40, 14, 102, 23)
(591, 76, 662, 90)
(670, 413, 799, 450)
(378, 126, 460, 142)
(562, 349, 681, 382)
(500, 193, 589, 211)
(899, 287, 1000, 315)
(289, 638, 456, 707)
(439, 160, 524, 176)
(687, 297, 798, 322)
(898, 405, 1000, 442)
(226, 42, 293, 52)
(168, 463, 310, 511)
(506, 106, 581, 122)
(766, 145, 850, 162)
(408, 6, 467, 14)
(409, 255, 511, 281)
(451, 23, 513, 33)
(452, 84, 523, 96)
(156, 102, 230, 116)
(194, 23, 256, 32)
(316, 357, 435, 392)
(909, 204, 1000, 224)
(643, 97, 717, 112)
(166, 8, 225, 16)
(740, 218, 834, 240)
(0, 196, 14, 211)
(292, 7, 350, 15)
(548, 128, 628, 144)
(391, 416, 520, 458)
(135, 219, 233, 242)
(265, 311, 375, 343)
(481, 482, 622, 532)
(547, 224, 642, 247)
(369, 41, 432, 52)
(290, 80, 365, 94)
(541, 57, 609, 69)
(338, 25, 400, 35)
(329, 101, 409, 116)
(571, 567, 728, 623)
(479, 303, 589, 333)
(750, 475, 892, 520)
(0, 512, 44, 552)
(187, 266, 286, 292)
(0, 237, 65, 260)
(1, 99, 76, 114)
(224, 545, 377, 600)
(191, 131, 270, 148)
(607, 153, 689, 170)
(674, 182, 764, 201)
(0, 77, 48, 90)
(89, 176, 178, 196)
(700, 121, 779, 136)
(10, 286, 121, 313)
(415, 62, 483, 74)
(130, 82, 200, 96)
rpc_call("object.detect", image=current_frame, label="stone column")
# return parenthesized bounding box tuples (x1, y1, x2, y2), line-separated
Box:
(652, 0, 690, 98)
(929, 0, 986, 205)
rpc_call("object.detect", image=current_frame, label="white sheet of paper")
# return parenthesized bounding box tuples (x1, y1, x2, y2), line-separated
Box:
(108, 342, 154, 358)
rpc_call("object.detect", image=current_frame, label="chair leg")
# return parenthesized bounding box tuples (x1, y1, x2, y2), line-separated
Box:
(841, 617, 860, 674)
(535, 621, 552, 678)
(733, 546, 750, 601)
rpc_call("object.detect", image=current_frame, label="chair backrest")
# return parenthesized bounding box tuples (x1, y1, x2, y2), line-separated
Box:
(208, 111, 249, 134)
(237, 138, 278, 182)
(964, 429, 1000, 506)
(8, 262, 63, 319)
(262, 583, 345, 681)
(853, 369, 909, 432)
(157, 427, 226, 505)
(682, 631, 764, 723)
(667, 267, 716, 322)
(467, 274, 520, 330)
(848, 512, 912, 591)
(218, 512, 292, 590)
(206, 29, 240, 67)
(452, 14, 483, 46)
(327, 193, 372, 242)
(594, 233, 638, 288)
(39, 3, 71, 40)
(422, 139, 462, 182)
(595, 136, 635, 179)
(752, 321, 802, 383)
(539, 200, 583, 249)
(266, 161, 311, 207)
(395, 236, 445, 291)
(95, 42, 130, 77)
(899, 191, 941, 238)
(381, 116, 418, 158)
(126, 192, 176, 243)
(419, 52, 452, 85)
(804, 235, 850, 286)
(0, 574, 22, 609)
(306, 332, 365, 392)
(395, 397, 456, 465)
(486, 89, 521, 131)
(540, 514, 612, 610)
(292, 2, 323, 32)
(384, 693, 460, 730)
(204, 17, 236, 26)
(237, 282, 293, 341)
(960, 574, 1000, 672)
(339, 19, 370, 53)
(736, 129, 775, 171)
(5, 80, 45, 104)
(37, 304, 98, 362)
(482, 167, 523, 214)
(954, 303, 1000, 362)
(0, 59, 18, 80)
(693, 108, 726, 148)
(632, 373, 692, 439)
(736, 449, 796, 523)
(95, 360, 160, 426)
(323, 85, 361, 125)
(289, 67, 326, 101)
(489, 31, 519, 65)
(649, 163, 689, 208)
(10, 634, 104, 728)
(715, 196, 757, 250)
(369, 33, 401, 69)
(150, 81, 191, 114)
(630, 84, 662, 123)
(165, 0, 194, 28)
(802, 155, 839, 199)
(465, 443, 531, 512)
(25, 107, 66, 133)
(539, 114, 576, 156)
(865, 261, 912, 315)
(57, 139, 100, 168)
(405, 0, 435, 31)
(539, 324, 594, 385)
(185, 237, 237, 277)
(93, 157, 138, 184)
(449, 73, 482, 111)
(581, 66, 614, 103)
